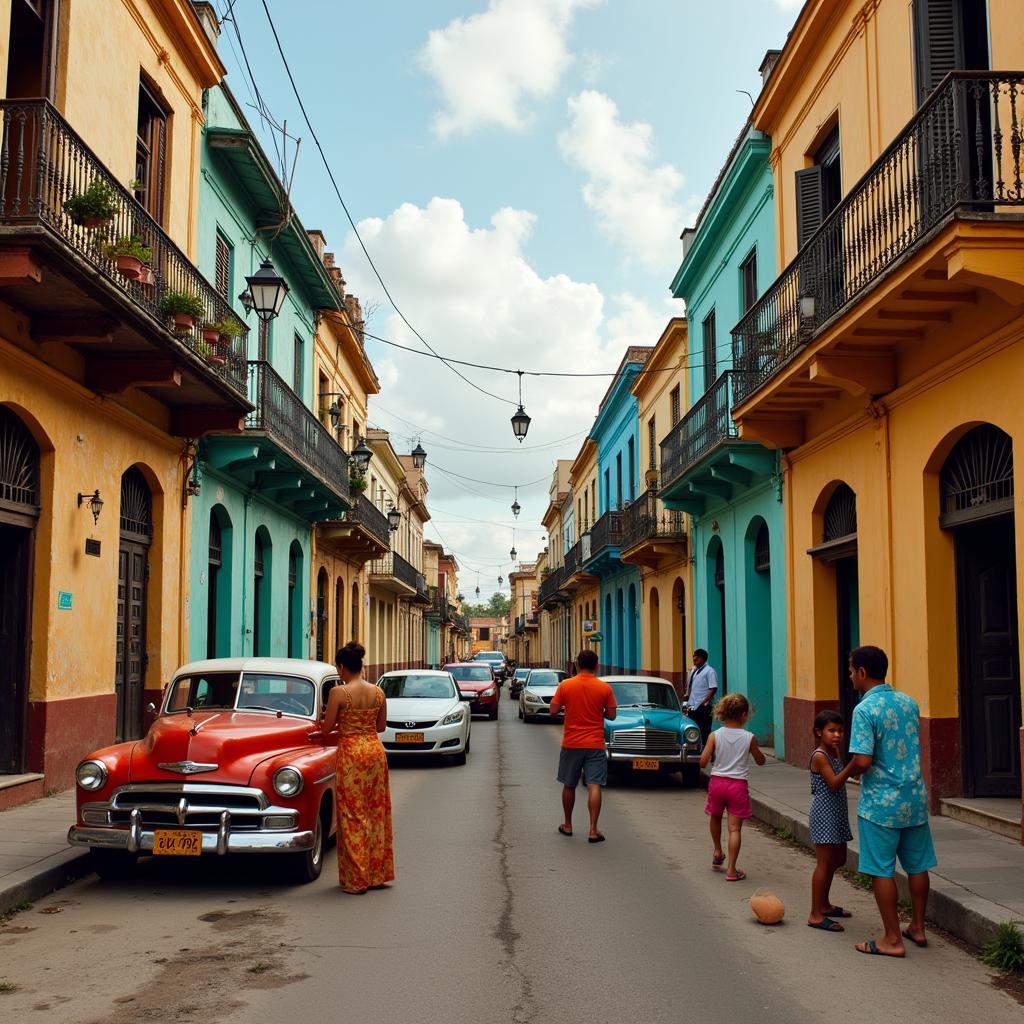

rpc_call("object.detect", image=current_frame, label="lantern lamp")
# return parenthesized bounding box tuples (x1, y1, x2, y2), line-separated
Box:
(78, 489, 104, 525)
(351, 435, 373, 471)
(387, 506, 402, 531)
(245, 258, 289, 322)
(411, 442, 427, 470)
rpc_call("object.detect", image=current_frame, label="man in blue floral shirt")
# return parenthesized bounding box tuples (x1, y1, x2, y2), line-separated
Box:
(847, 645, 936, 959)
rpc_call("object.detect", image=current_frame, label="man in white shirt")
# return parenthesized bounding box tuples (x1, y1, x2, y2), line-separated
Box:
(684, 649, 718, 744)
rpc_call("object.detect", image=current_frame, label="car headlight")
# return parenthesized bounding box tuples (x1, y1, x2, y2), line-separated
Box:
(684, 725, 701, 744)
(272, 766, 304, 797)
(481, 687, 495, 697)
(441, 708, 466, 726)
(76, 760, 107, 791)
(524, 690, 541, 702)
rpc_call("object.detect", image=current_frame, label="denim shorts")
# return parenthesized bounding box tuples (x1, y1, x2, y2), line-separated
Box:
(557, 747, 608, 787)
(857, 818, 938, 878)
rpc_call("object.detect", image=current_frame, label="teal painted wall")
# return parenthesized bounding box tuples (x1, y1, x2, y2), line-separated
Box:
(426, 621, 441, 669)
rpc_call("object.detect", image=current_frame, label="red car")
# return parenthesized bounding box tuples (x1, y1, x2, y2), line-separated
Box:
(68, 658, 341, 883)
(444, 663, 499, 719)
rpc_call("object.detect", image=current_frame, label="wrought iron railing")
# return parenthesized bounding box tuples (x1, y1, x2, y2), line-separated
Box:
(732, 72, 1024, 406)
(538, 566, 567, 606)
(415, 573, 430, 604)
(620, 489, 687, 550)
(0, 99, 249, 395)
(563, 541, 582, 578)
(588, 510, 623, 557)
(660, 371, 738, 489)
(369, 550, 421, 591)
(247, 361, 350, 504)
(343, 494, 391, 546)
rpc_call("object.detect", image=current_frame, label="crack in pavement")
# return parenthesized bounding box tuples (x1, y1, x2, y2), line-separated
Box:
(493, 709, 538, 1024)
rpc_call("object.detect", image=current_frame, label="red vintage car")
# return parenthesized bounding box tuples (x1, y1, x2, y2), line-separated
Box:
(68, 658, 341, 883)
(443, 663, 499, 719)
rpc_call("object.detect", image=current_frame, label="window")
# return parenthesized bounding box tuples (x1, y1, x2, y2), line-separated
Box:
(352, 419, 361, 448)
(795, 124, 841, 250)
(913, 0, 989, 107)
(740, 249, 758, 314)
(590, 481, 596, 522)
(293, 334, 304, 397)
(603, 470, 610, 513)
(627, 439, 635, 501)
(136, 79, 168, 224)
(615, 453, 622, 510)
(480, 626, 491, 641)
(670, 386, 681, 426)
(215, 233, 232, 299)
(647, 417, 657, 470)
(702, 310, 717, 392)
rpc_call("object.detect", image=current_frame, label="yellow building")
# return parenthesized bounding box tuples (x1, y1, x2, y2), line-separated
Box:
(508, 562, 539, 667)
(537, 460, 573, 672)
(624, 317, 693, 691)
(0, 0, 246, 805)
(563, 438, 600, 668)
(732, 0, 1024, 819)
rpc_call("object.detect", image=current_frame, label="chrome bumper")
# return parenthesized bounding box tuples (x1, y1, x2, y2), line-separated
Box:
(606, 749, 702, 764)
(68, 808, 314, 855)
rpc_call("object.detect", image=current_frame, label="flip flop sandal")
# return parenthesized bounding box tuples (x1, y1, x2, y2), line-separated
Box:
(856, 940, 905, 958)
(588, 833, 606, 843)
(557, 825, 573, 837)
(807, 918, 844, 932)
(824, 905, 852, 918)
(902, 928, 928, 948)
(712, 854, 726, 867)
(725, 870, 747, 881)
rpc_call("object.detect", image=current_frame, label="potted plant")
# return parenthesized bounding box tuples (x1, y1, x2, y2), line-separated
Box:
(63, 178, 119, 229)
(138, 264, 156, 288)
(194, 339, 226, 367)
(349, 472, 368, 495)
(99, 235, 152, 281)
(159, 290, 206, 334)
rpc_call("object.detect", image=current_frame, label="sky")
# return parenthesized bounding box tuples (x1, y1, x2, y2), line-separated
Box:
(214, 0, 803, 603)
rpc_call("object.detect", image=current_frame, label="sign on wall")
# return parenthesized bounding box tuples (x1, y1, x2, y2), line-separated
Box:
(57, 591, 73, 610)
(583, 619, 599, 636)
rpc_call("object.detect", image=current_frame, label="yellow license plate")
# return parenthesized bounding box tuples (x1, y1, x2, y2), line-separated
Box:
(632, 758, 660, 770)
(153, 829, 203, 856)
(396, 732, 424, 743)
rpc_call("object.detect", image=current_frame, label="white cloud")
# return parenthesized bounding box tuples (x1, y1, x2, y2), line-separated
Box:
(559, 89, 699, 272)
(420, 0, 601, 138)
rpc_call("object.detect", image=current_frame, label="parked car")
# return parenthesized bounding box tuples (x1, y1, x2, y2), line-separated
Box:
(378, 670, 471, 764)
(518, 669, 568, 721)
(68, 658, 341, 883)
(603, 676, 703, 785)
(473, 650, 508, 682)
(509, 667, 531, 699)
(444, 663, 499, 719)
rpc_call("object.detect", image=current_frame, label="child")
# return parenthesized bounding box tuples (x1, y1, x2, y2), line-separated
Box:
(807, 710, 854, 932)
(700, 693, 765, 881)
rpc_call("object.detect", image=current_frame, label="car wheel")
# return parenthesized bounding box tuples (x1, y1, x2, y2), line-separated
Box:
(89, 849, 138, 881)
(680, 764, 702, 788)
(488, 707, 498, 720)
(288, 811, 324, 884)
(465, 735, 471, 754)
(517, 706, 523, 720)
(452, 749, 468, 766)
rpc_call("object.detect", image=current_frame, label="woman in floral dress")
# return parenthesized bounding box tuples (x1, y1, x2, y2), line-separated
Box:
(322, 642, 394, 893)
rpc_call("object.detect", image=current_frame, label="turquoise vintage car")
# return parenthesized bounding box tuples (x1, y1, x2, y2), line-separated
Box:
(603, 676, 703, 785)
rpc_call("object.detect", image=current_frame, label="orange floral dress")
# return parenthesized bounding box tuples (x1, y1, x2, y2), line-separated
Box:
(335, 687, 394, 892)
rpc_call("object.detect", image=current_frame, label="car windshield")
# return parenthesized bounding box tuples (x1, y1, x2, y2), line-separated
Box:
(447, 666, 492, 682)
(475, 653, 502, 662)
(166, 672, 317, 717)
(608, 681, 680, 710)
(515, 669, 530, 679)
(381, 674, 456, 699)
(527, 671, 565, 687)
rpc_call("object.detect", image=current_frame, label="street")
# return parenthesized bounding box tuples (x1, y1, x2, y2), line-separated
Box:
(1, 700, 1019, 1024)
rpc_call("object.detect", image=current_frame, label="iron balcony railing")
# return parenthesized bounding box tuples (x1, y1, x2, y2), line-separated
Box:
(538, 566, 567, 606)
(588, 510, 623, 558)
(247, 361, 350, 505)
(563, 541, 582, 578)
(515, 614, 526, 635)
(0, 99, 249, 395)
(369, 550, 421, 591)
(343, 494, 391, 547)
(660, 371, 739, 489)
(415, 573, 430, 604)
(620, 489, 687, 550)
(732, 72, 1024, 406)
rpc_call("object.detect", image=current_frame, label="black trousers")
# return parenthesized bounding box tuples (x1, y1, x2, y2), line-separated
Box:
(689, 703, 713, 746)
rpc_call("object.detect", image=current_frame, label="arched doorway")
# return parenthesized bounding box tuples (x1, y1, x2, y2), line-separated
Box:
(649, 587, 661, 674)
(351, 580, 360, 640)
(706, 536, 727, 690)
(614, 590, 624, 673)
(207, 507, 232, 658)
(288, 541, 303, 658)
(335, 577, 344, 655)
(116, 467, 152, 741)
(941, 424, 1019, 796)
(315, 567, 329, 662)
(627, 583, 638, 672)
(252, 528, 271, 656)
(744, 517, 773, 740)
(671, 577, 687, 692)
(0, 407, 39, 772)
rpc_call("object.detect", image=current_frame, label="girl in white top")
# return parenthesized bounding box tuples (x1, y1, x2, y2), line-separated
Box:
(699, 693, 766, 881)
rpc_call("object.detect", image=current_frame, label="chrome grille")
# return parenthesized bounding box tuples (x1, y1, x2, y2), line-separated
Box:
(105, 784, 268, 832)
(608, 728, 680, 754)
(386, 719, 438, 729)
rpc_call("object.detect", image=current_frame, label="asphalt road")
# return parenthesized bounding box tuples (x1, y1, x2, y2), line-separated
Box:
(1, 697, 1019, 1023)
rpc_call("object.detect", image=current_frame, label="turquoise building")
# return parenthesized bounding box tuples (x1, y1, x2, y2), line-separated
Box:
(585, 349, 649, 675)
(659, 123, 788, 752)
(189, 83, 350, 661)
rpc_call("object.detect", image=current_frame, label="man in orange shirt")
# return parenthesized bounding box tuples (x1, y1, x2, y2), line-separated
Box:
(550, 649, 617, 843)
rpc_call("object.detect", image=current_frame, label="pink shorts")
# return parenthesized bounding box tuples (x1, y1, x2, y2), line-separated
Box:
(704, 776, 752, 819)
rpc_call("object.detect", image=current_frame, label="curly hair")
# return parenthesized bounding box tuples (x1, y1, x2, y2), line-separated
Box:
(713, 692, 751, 722)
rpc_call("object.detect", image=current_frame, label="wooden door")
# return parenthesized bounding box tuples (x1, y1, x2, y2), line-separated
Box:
(836, 557, 861, 731)
(116, 540, 148, 742)
(0, 523, 32, 772)
(957, 517, 1021, 797)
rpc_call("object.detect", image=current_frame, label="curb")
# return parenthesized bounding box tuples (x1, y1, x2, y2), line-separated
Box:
(747, 791, 1007, 950)
(0, 847, 92, 918)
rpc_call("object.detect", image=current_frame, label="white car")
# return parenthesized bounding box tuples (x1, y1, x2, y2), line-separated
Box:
(378, 670, 471, 764)
(518, 669, 568, 722)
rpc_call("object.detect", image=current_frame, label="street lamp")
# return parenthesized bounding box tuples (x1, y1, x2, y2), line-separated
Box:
(77, 489, 104, 525)
(411, 442, 427, 470)
(351, 435, 373, 471)
(238, 288, 255, 314)
(511, 485, 520, 518)
(387, 505, 402, 532)
(798, 291, 816, 321)
(510, 370, 530, 442)
(245, 258, 289, 322)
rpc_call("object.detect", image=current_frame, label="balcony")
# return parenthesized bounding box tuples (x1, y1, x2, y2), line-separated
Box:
(318, 494, 390, 565)
(0, 99, 250, 434)
(515, 614, 526, 635)
(238, 360, 349, 519)
(562, 536, 597, 591)
(583, 510, 624, 577)
(659, 371, 775, 515)
(369, 550, 421, 597)
(619, 489, 688, 568)
(538, 565, 567, 608)
(731, 73, 1024, 443)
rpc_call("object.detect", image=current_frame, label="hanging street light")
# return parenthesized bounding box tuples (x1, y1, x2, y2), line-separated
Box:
(245, 258, 290, 322)
(351, 435, 373, 471)
(510, 370, 530, 442)
(511, 486, 520, 518)
(411, 441, 427, 470)
(497, 574, 503, 587)
(387, 505, 402, 531)
(238, 288, 255, 314)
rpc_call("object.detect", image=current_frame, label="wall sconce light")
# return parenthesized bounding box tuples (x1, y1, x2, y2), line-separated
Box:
(387, 505, 402, 531)
(78, 489, 104, 525)
(798, 292, 816, 320)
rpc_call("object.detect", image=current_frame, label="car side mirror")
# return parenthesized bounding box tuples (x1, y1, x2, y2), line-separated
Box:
(146, 702, 157, 714)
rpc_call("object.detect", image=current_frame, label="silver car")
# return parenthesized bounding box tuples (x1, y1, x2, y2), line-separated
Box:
(518, 669, 568, 722)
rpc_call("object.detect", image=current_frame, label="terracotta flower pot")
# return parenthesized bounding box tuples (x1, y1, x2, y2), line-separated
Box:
(81, 216, 111, 230)
(115, 254, 143, 281)
(202, 326, 220, 345)
(138, 266, 155, 287)
(172, 313, 196, 333)
(206, 353, 227, 367)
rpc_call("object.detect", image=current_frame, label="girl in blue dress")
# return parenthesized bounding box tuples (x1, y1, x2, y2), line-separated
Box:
(807, 710, 854, 932)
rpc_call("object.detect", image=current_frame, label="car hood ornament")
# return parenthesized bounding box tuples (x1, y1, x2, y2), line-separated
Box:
(158, 761, 219, 775)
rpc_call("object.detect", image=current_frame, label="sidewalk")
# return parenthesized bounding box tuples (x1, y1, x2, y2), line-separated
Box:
(748, 757, 1024, 949)
(0, 791, 90, 916)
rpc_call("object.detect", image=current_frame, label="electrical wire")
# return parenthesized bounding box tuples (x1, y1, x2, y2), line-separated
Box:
(429, 463, 551, 490)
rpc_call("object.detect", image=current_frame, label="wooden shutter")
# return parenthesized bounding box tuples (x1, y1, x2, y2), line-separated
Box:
(913, 0, 963, 106)
(214, 235, 230, 298)
(795, 166, 824, 250)
(702, 310, 717, 392)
